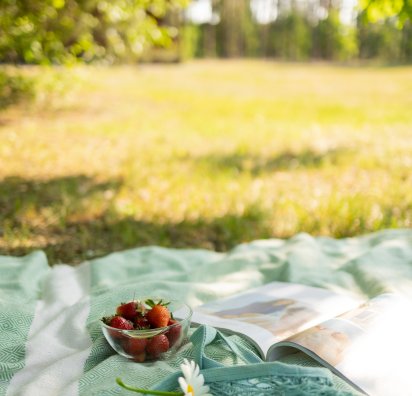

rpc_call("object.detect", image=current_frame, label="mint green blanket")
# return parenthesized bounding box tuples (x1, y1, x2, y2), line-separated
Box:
(1, 229, 412, 395)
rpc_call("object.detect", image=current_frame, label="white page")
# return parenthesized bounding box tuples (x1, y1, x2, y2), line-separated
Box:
(275, 294, 412, 396)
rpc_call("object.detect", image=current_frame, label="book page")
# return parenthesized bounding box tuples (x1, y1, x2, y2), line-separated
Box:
(270, 294, 412, 396)
(190, 281, 361, 358)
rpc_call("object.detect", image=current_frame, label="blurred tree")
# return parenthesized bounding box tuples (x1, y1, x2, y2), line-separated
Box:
(214, 0, 258, 57)
(0, 0, 190, 64)
(358, 17, 401, 60)
(400, 21, 412, 61)
(359, 0, 412, 26)
(0, 68, 34, 108)
(268, 12, 313, 60)
(313, 9, 358, 60)
(358, 16, 412, 62)
(356, 0, 412, 63)
(180, 23, 202, 58)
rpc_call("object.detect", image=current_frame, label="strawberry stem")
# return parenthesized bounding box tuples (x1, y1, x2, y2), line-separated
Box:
(116, 378, 183, 395)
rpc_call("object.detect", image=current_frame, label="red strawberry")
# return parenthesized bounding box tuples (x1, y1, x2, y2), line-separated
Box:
(146, 305, 171, 328)
(166, 319, 182, 347)
(105, 316, 134, 330)
(124, 337, 148, 355)
(146, 334, 170, 358)
(135, 315, 150, 330)
(132, 352, 146, 363)
(116, 301, 145, 321)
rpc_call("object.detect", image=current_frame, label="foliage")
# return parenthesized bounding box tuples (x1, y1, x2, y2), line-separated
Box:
(268, 13, 312, 61)
(1, 0, 412, 65)
(0, 65, 85, 112)
(0, 1, 190, 110)
(356, 0, 412, 62)
(358, 17, 412, 62)
(1, 62, 412, 264)
(180, 24, 202, 59)
(359, 0, 412, 26)
(0, 68, 34, 109)
(0, 0, 189, 64)
(214, 0, 258, 57)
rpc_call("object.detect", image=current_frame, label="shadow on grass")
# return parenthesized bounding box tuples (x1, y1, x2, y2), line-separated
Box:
(195, 147, 353, 175)
(0, 117, 11, 127)
(0, 175, 122, 220)
(0, 175, 272, 265)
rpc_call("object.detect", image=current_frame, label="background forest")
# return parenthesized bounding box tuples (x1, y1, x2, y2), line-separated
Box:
(183, 0, 412, 63)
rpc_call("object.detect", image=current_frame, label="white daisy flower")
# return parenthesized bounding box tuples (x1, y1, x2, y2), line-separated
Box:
(116, 359, 212, 396)
(178, 359, 212, 396)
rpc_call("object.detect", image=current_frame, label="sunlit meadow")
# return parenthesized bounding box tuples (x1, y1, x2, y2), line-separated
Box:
(1, 60, 412, 264)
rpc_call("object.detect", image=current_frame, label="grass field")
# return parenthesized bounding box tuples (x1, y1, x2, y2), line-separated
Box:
(1, 60, 412, 265)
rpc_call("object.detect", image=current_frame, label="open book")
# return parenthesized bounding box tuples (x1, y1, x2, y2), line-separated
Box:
(189, 282, 412, 396)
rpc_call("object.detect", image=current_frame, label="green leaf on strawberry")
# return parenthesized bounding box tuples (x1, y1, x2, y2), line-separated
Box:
(145, 299, 170, 308)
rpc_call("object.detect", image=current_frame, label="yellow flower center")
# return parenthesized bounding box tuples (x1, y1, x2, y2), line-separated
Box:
(187, 384, 194, 395)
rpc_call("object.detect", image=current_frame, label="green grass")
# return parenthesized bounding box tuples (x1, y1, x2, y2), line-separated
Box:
(1, 60, 412, 265)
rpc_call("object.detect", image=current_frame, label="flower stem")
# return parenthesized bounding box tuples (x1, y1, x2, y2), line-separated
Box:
(116, 378, 184, 396)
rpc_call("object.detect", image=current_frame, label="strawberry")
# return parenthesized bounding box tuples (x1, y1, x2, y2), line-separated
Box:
(166, 319, 182, 347)
(116, 301, 145, 321)
(124, 337, 148, 355)
(146, 300, 171, 328)
(132, 352, 146, 363)
(104, 316, 134, 330)
(146, 334, 170, 358)
(135, 315, 150, 330)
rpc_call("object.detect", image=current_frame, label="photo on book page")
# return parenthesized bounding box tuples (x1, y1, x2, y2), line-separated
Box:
(211, 297, 319, 341)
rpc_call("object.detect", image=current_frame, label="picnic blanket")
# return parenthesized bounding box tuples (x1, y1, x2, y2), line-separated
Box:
(1, 229, 412, 396)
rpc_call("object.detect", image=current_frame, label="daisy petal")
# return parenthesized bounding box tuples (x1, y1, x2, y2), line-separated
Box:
(178, 360, 211, 396)
(181, 363, 192, 380)
(178, 377, 188, 394)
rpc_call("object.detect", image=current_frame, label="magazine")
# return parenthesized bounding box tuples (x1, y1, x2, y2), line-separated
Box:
(188, 281, 412, 396)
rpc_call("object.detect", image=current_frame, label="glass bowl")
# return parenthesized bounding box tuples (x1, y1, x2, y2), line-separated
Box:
(101, 299, 192, 362)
